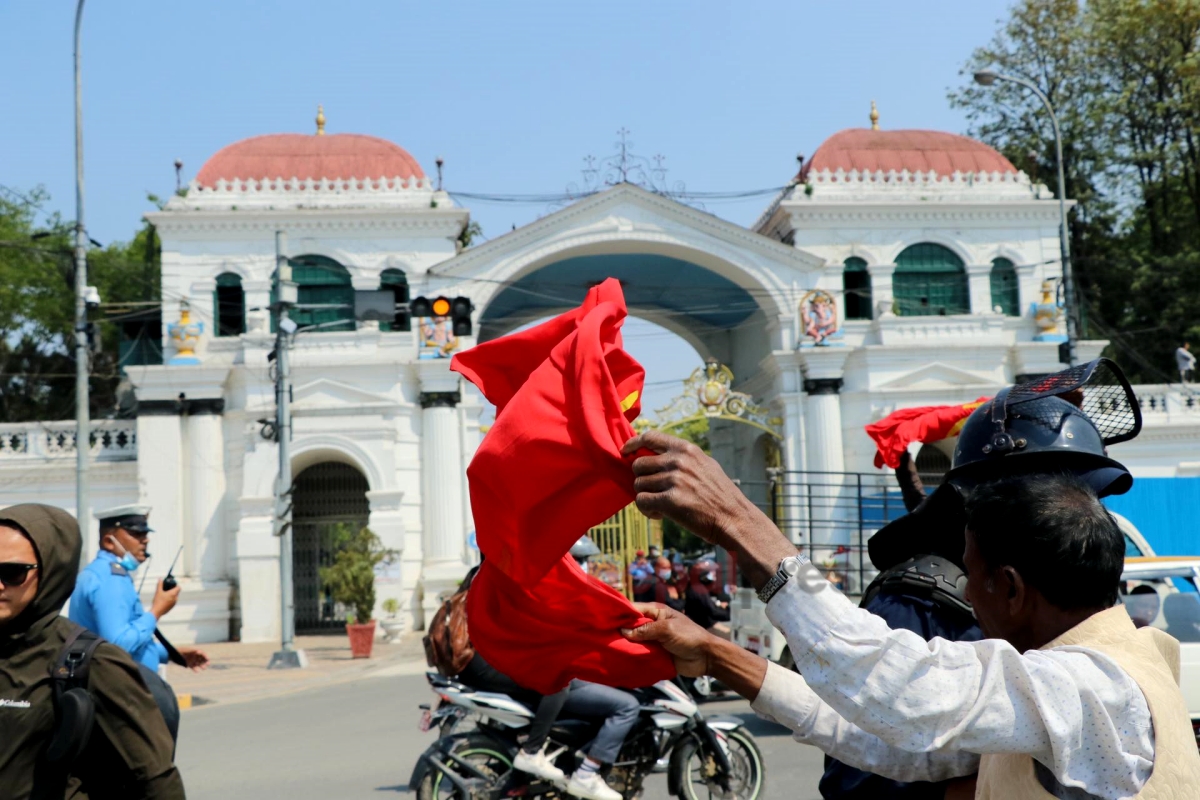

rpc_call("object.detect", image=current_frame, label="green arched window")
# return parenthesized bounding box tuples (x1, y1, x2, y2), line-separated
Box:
(989, 257, 1019, 316)
(290, 255, 354, 332)
(214, 272, 245, 337)
(843, 257, 872, 320)
(380, 268, 410, 332)
(893, 243, 968, 316)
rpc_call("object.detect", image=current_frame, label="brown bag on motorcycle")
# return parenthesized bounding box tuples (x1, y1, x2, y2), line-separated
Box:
(423, 585, 475, 676)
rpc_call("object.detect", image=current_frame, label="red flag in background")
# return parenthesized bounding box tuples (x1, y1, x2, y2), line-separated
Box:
(865, 398, 990, 469)
(450, 277, 675, 692)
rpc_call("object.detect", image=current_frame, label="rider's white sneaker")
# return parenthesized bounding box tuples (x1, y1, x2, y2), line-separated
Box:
(513, 746, 566, 782)
(566, 770, 621, 800)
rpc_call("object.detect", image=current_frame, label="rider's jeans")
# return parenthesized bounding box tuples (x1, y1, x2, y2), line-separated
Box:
(561, 680, 640, 765)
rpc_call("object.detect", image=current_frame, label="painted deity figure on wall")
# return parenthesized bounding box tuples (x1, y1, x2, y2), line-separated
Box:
(1032, 280, 1066, 342)
(801, 290, 840, 346)
(418, 316, 459, 359)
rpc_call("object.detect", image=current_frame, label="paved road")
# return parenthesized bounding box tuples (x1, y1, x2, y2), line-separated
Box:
(176, 671, 827, 799)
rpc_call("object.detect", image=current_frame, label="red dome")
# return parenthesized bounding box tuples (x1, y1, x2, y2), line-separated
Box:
(801, 129, 1017, 179)
(195, 133, 425, 186)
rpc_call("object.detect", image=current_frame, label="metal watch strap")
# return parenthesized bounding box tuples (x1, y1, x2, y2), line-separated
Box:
(757, 555, 806, 604)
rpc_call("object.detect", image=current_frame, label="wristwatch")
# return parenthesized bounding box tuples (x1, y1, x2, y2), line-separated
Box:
(757, 555, 807, 604)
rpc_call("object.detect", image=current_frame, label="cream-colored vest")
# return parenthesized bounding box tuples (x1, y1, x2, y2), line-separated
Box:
(975, 605, 1200, 799)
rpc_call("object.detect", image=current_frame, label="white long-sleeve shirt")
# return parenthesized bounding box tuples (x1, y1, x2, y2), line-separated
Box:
(752, 561, 1154, 799)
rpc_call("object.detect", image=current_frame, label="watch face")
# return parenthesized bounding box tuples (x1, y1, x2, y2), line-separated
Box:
(782, 556, 802, 576)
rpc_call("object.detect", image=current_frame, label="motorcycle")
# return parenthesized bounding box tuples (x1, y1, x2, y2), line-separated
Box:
(409, 671, 765, 800)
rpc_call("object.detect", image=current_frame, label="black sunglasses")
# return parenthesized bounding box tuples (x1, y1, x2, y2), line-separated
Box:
(0, 563, 38, 587)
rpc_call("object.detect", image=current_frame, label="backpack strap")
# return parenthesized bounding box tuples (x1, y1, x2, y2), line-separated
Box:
(43, 624, 104, 767)
(52, 625, 104, 698)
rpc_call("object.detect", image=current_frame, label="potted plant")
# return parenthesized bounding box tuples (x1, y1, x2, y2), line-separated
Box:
(319, 525, 397, 658)
(380, 598, 404, 643)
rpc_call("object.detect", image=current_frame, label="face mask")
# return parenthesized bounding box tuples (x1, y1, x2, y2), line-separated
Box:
(657, 569, 672, 580)
(109, 537, 141, 573)
(704, 571, 717, 583)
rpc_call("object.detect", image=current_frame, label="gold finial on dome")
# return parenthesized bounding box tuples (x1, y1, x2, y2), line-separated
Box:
(316, 104, 326, 136)
(870, 100, 880, 131)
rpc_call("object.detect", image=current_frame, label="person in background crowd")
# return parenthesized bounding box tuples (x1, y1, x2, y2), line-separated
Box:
(628, 550, 651, 582)
(1163, 593, 1200, 643)
(0, 504, 184, 798)
(684, 559, 730, 638)
(622, 430, 1200, 800)
(1125, 585, 1161, 629)
(634, 556, 684, 611)
(1176, 341, 1195, 385)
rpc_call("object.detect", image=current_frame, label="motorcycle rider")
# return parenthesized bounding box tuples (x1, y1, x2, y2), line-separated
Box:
(453, 565, 639, 800)
(821, 359, 1142, 800)
(634, 556, 683, 610)
(684, 559, 730, 637)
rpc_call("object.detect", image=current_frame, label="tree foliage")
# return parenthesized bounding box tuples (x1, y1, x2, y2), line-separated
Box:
(0, 186, 160, 421)
(950, 0, 1200, 381)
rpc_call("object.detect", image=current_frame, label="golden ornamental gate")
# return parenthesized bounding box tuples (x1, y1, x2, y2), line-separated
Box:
(586, 359, 781, 597)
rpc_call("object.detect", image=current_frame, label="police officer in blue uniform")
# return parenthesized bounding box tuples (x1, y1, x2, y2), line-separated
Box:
(69, 505, 209, 742)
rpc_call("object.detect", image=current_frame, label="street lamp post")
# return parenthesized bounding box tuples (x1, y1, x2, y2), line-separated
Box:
(975, 68, 1077, 366)
(74, 0, 90, 522)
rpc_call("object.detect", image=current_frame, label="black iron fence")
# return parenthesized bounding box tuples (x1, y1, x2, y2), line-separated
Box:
(733, 470, 909, 596)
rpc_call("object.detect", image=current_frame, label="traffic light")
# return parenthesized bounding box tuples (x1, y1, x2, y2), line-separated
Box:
(409, 295, 473, 336)
(450, 296, 473, 336)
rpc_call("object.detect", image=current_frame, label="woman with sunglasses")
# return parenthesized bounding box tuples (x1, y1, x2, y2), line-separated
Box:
(0, 504, 184, 798)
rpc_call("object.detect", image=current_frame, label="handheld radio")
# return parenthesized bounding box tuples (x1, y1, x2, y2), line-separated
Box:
(161, 546, 184, 591)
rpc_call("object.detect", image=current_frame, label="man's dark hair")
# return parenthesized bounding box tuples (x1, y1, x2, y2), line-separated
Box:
(965, 473, 1124, 610)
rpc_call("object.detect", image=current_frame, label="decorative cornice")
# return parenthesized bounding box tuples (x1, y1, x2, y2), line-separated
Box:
(165, 175, 438, 212)
(419, 391, 461, 409)
(145, 208, 467, 237)
(431, 182, 823, 278)
(785, 206, 1067, 225)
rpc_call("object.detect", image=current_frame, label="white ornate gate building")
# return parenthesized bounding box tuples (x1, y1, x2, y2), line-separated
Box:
(2, 117, 1197, 643)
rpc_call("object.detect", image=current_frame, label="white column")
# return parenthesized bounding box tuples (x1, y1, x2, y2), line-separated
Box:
(803, 380, 846, 474)
(966, 263, 993, 314)
(234, 493, 279, 643)
(183, 403, 226, 581)
(420, 394, 465, 565)
(797, 348, 853, 584)
(415, 360, 467, 626)
(135, 407, 186, 581)
(866, 263, 896, 318)
(1015, 263, 1038, 319)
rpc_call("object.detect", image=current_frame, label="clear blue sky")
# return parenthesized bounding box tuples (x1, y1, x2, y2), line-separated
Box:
(1, 0, 1013, 410)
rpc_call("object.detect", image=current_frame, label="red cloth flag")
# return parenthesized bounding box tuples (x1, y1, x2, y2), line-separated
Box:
(865, 398, 990, 469)
(450, 278, 676, 692)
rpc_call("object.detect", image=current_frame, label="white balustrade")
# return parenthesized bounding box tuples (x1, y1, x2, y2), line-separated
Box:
(0, 420, 137, 461)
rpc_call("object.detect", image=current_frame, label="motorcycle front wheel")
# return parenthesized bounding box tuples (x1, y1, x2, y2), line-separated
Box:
(672, 728, 765, 800)
(418, 733, 512, 800)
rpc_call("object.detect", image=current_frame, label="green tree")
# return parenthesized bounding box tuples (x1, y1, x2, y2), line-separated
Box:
(950, 0, 1200, 382)
(0, 186, 160, 421)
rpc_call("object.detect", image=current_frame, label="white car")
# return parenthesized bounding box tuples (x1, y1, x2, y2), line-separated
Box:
(1120, 557, 1200, 747)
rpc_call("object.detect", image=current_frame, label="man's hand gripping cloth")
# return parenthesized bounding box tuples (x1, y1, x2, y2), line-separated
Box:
(451, 278, 676, 693)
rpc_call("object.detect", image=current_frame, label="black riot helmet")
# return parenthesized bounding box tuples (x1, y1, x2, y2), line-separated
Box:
(948, 358, 1141, 487)
(868, 358, 1142, 571)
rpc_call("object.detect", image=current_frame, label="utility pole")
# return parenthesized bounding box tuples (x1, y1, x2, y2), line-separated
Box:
(268, 231, 306, 670)
(73, 0, 90, 524)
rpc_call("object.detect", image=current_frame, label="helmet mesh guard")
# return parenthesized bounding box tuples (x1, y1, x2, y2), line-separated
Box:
(1003, 358, 1141, 446)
